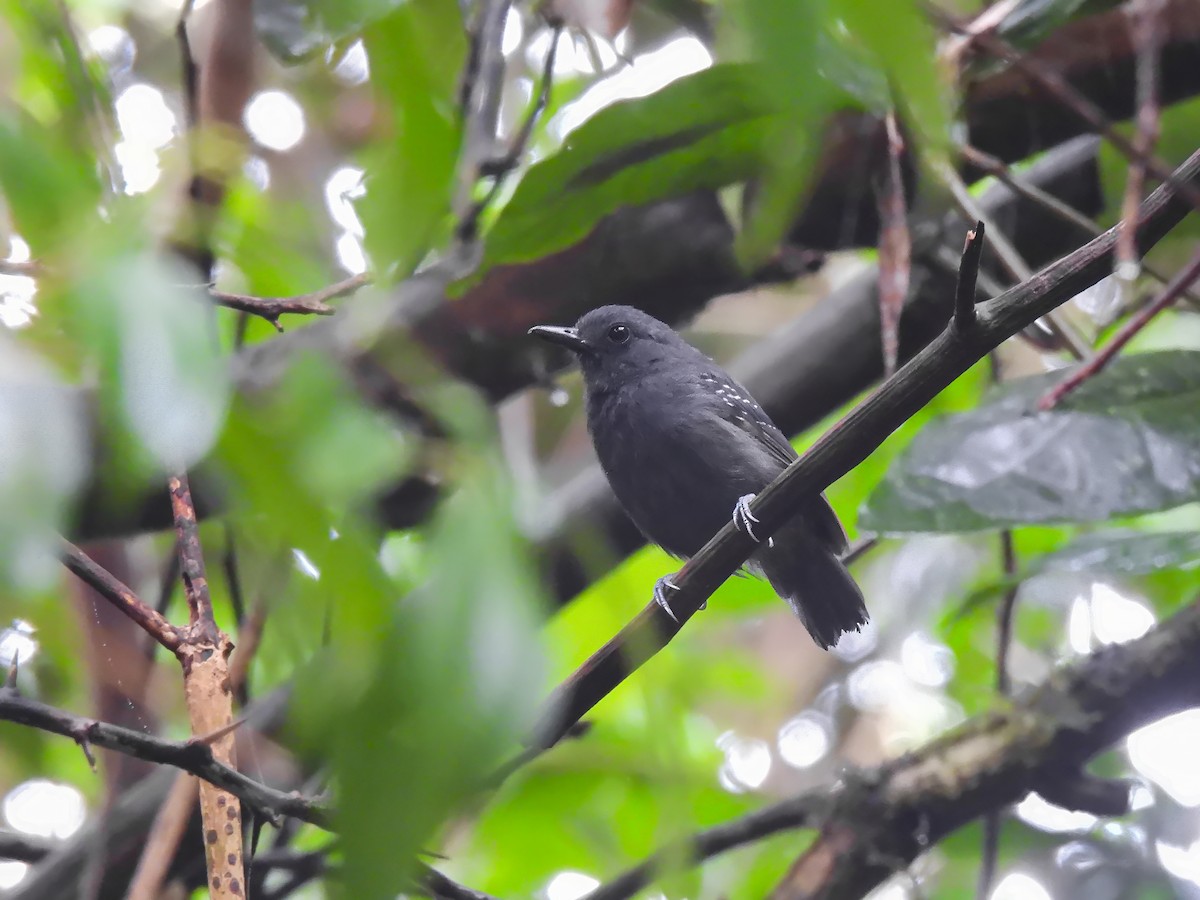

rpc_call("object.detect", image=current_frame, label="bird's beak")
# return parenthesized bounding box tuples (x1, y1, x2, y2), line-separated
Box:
(528, 325, 591, 355)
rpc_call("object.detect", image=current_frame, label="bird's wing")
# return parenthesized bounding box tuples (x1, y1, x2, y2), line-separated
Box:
(702, 369, 849, 552)
(699, 370, 797, 467)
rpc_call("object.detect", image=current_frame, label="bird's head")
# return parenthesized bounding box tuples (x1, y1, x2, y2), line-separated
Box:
(528, 305, 695, 387)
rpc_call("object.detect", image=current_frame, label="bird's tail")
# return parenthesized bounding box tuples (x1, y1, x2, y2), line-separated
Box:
(753, 525, 868, 650)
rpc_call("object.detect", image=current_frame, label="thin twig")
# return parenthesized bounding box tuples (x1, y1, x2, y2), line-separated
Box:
(875, 110, 911, 377)
(1116, 0, 1168, 287)
(457, 20, 563, 242)
(0, 687, 331, 828)
(977, 525, 1019, 899)
(60, 540, 182, 653)
(420, 864, 503, 900)
(584, 793, 827, 900)
(961, 142, 1200, 309)
(455, 0, 513, 219)
(954, 221, 985, 332)
(0, 259, 42, 277)
(125, 774, 198, 900)
(0, 829, 54, 863)
(956, 23, 1200, 212)
(1038, 243, 1200, 410)
(209, 272, 371, 331)
(939, 0, 1020, 68)
(962, 143, 1101, 234)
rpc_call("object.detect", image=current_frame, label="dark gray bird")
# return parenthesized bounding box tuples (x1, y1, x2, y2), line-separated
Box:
(529, 305, 868, 649)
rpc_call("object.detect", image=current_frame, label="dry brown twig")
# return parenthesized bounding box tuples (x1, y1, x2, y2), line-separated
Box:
(208, 272, 372, 331)
(875, 110, 911, 378)
(1038, 243, 1200, 410)
(1117, 0, 1169, 291)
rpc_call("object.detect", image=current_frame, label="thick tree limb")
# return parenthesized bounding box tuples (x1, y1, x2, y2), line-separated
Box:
(527, 146, 1200, 754)
(770, 593, 1200, 899)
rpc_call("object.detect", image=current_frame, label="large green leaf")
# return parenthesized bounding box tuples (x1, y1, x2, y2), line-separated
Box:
(862, 351, 1200, 532)
(477, 64, 778, 272)
(725, 0, 833, 267)
(357, 0, 464, 278)
(837, 0, 952, 157)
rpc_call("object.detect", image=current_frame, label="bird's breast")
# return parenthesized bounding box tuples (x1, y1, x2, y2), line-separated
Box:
(586, 384, 776, 557)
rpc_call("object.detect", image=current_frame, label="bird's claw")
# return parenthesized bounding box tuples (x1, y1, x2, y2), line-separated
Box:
(733, 494, 761, 542)
(654, 577, 681, 621)
(654, 576, 706, 622)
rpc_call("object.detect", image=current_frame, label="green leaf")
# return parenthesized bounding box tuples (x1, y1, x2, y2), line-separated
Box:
(291, 452, 546, 899)
(254, 0, 406, 63)
(726, 0, 832, 267)
(358, 0, 464, 277)
(1036, 530, 1200, 575)
(862, 351, 1200, 532)
(477, 64, 777, 272)
(836, 0, 952, 157)
(952, 529, 1200, 619)
(0, 111, 100, 253)
(66, 251, 232, 473)
(0, 338, 88, 592)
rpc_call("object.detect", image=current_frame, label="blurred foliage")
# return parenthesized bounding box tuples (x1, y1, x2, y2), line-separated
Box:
(0, 0, 1198, 899)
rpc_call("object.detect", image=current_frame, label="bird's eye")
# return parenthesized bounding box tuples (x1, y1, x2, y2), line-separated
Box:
(607, 324, 631, 344)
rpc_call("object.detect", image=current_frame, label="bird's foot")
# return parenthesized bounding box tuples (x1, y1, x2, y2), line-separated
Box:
(654, 576, 703, 622)
(733, 494, 761, 542)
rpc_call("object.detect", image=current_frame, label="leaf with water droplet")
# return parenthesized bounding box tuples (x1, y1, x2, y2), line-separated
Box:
(862, 350, 1200, 531)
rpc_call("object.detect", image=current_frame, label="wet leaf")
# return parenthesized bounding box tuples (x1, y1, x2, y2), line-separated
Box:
(1037, 530, 1200, 575)
(862, 351, 1200, 532)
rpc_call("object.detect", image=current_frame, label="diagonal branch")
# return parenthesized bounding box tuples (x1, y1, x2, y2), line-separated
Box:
(60, 540, 183, 653)
(0, 686, 331, 829)
(524, 145, 1200, 758)
(1038, 243, 1200, 410)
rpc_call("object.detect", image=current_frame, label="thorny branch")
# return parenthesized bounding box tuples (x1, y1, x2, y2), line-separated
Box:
(0, 687, 331, 828)
(168, 472, 245, 897)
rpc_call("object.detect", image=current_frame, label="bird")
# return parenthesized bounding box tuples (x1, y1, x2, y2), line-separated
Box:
(529, 305, 868, 649)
